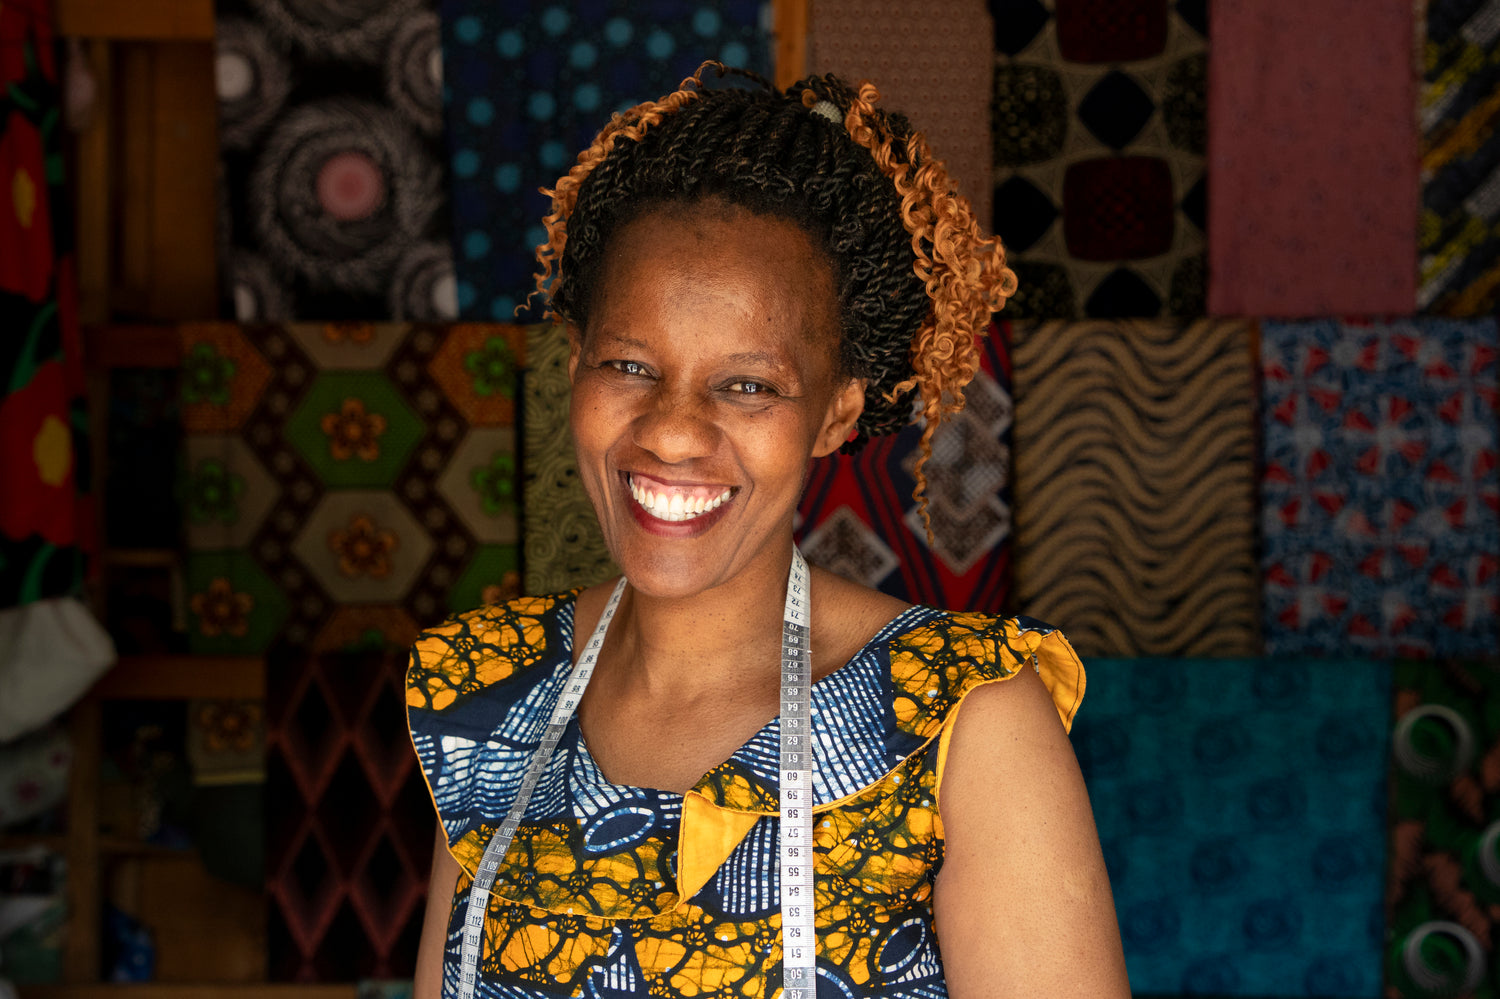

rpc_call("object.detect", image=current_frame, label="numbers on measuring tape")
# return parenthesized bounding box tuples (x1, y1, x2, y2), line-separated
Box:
(779, 551, 817, 994)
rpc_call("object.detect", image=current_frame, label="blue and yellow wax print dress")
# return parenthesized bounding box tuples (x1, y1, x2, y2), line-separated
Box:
(405, 592, 1085, 998)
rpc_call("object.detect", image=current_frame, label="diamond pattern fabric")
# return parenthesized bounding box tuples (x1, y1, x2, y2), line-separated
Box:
(796, 327, 1013, 611)
(991, 0, 1206, 319)
(267, 647, 433, 979)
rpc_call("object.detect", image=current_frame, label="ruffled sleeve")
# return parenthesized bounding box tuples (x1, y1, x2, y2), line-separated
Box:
(405, 593, 575, 862)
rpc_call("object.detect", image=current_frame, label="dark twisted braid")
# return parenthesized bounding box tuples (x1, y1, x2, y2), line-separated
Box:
(533, 63, 1015, 531)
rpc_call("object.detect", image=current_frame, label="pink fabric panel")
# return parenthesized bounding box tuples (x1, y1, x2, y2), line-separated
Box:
(809, 0, 994, 223)
(1208, 0, 1419, 317)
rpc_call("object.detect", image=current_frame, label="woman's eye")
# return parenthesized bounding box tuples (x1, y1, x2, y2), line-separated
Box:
(608, 360, 648, 376)
(728, 381, 774, 396)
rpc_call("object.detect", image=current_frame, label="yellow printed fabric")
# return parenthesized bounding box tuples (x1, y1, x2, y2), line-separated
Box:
(407, 596, 1084, 997)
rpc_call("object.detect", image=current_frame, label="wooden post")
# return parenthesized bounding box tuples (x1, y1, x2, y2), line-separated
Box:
(73, 41, 111, 326)
(773, 0, 810, 90)
(61, 697, 102, 983)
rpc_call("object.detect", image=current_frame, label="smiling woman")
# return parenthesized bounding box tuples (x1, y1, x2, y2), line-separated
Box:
(406, 63, 1130, 999)
(567, 205, 859, 602)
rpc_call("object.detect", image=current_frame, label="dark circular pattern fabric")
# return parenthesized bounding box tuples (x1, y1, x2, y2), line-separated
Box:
(218, 0, 455, 320)
(1071, 656, 1389, 996)
(250, 99, 443, 295)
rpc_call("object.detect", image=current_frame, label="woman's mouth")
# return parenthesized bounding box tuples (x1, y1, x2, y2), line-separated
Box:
(626, 473, 736, 523)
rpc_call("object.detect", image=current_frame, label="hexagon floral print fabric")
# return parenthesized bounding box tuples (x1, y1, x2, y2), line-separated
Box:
(179, 323, 527, 655)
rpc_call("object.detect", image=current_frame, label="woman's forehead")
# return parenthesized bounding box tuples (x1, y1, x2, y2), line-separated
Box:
(588, 202, 842, 344)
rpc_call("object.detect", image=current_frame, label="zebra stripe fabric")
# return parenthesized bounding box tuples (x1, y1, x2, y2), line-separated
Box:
(1419, 0, 1500, 316)
(1009, 319, 1258, 658)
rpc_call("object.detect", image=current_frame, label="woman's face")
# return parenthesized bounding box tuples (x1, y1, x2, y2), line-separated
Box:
(568, 201, 865, 600)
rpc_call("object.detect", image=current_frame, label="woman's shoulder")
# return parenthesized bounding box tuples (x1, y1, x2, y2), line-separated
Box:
(878, 605, 1086, 738)
(406, 589, 581, 715)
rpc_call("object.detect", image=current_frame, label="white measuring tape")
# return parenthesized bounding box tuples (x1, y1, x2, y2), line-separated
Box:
(454, 550, 816, 999)
(779, 550, 816, 999)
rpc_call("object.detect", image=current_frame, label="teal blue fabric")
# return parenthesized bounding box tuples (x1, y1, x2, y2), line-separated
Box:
(1072, 657, 1391, 997)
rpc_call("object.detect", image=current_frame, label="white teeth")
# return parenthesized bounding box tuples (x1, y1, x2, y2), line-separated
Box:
(628, 475, 733, 522)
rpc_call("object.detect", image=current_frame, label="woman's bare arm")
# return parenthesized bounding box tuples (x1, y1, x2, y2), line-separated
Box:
(933, 666, 1130, 998)
(415, 826, 461, 999)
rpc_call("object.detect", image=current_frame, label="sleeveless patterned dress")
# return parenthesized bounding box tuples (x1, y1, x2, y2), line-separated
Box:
(406, 592, 1084, 998)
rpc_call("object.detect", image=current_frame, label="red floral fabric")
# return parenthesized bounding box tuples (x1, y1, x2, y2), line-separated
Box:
(0, 0, 90, 608)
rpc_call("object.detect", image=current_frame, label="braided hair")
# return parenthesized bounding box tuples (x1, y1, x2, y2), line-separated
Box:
(534, 63, 1016, 529)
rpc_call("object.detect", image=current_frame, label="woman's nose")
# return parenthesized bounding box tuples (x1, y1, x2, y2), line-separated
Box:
(631, 385, 720, 463)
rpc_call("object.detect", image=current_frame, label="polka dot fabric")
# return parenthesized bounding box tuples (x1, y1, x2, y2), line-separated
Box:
(439, 0, 772, 322)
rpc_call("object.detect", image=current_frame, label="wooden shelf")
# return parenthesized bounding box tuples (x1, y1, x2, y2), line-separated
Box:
(83, 325, 185, 369)
(0, 834, 68, 853)
(55, 0, 214, 40)
(100, 549, 180, 569)
(92, 656, 264, 701)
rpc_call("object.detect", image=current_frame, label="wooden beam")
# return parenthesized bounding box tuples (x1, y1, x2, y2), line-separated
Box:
(55, 0, 215, 40)
(773, 0, 810, 91)
(145, 42, 219, 319)
(91, 656, 265, 701)
(73, 41, 111, 326)
(83, 324, 184, 367)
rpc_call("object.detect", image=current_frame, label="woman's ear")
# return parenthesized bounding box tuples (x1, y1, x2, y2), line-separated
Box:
(566, 324, 583, 384)
(812, 377, 866, 458)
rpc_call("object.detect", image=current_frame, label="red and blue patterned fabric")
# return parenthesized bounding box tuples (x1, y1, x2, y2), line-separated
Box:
(0, 0, 91, 609)
(795, 325, 1011, 612)
(1260, 319, 1500, 658)
(439, 0, 770, 322)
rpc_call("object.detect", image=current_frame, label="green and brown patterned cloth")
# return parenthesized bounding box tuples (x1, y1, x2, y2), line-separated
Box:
(1386, 656, 1500, 998)
(180, 322, 524, 653)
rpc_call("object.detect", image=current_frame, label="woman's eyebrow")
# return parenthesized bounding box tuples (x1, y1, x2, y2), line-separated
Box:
(588, 331, 651, 352)
(722, 351, 789, 369)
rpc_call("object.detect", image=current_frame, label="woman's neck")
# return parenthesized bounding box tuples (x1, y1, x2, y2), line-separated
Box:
(608, 548, 794, 700)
